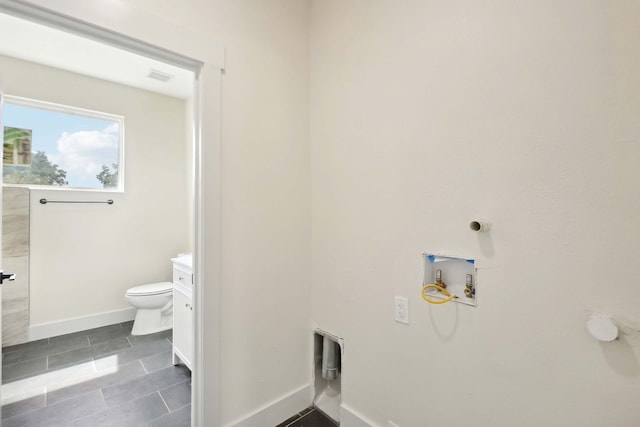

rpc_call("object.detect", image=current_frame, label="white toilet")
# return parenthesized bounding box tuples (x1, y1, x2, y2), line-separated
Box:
(125, 282, 174, 335)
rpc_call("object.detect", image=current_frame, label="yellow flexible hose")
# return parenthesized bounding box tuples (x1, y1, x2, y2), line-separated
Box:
(421, 284, 458, 304)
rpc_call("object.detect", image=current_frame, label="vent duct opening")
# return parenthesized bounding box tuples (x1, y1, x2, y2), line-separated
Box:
(314, 330, 342, 423)
(147, 69, 174, 82)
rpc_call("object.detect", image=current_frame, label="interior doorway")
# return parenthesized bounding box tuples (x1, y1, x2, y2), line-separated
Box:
(0, 3, 206, 426)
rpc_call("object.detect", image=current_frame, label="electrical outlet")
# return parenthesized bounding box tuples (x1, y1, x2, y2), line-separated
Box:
(394, 296, 409, 324)
(388, 421, 400, 427)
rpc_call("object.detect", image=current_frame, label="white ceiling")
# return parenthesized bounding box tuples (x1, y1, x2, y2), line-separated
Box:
(0, 13, 194, 99)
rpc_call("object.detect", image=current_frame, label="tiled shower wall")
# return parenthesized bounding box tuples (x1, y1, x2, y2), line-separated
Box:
(2, 187, 30, 347)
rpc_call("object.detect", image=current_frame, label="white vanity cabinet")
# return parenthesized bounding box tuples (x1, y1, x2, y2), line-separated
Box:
(171, 255, 193, 371)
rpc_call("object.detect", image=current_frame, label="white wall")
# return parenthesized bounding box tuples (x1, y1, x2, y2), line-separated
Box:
(310, 1, 640, 427)
(12, 2, 638, 427)
(0, 54, 190, 325)
(91, 1, 312, 425)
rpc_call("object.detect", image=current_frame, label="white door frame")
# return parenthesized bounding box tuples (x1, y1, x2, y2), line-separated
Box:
(0, 2, 223, 426)
(0, 86, 4, 394)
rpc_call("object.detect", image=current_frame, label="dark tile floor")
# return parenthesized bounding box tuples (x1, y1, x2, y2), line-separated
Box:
(1, 321, 191, 426)
(276, 407, 338, 427)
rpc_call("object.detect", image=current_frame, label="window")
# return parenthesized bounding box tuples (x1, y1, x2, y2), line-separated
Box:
(2, 96, 124, 191)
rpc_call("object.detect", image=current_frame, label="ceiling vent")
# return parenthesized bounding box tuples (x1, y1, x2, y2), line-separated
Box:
(147, 69, 173, 83)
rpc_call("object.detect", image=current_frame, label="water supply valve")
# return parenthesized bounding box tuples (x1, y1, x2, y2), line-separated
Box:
(422, 254, 477, 307)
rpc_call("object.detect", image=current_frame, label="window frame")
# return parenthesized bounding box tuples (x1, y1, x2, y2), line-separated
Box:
(2, 94, 125, 192)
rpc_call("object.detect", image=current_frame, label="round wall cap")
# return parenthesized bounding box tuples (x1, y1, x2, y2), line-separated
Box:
(586, 314, 618, 342)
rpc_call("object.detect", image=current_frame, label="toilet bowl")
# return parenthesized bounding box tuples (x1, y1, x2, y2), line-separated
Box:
(125, 282, 173, 336)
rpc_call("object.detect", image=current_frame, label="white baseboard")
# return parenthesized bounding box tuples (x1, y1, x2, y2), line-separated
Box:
(340, 404, 376, 427)
(28, 308, 136, 341)
(227, 384, 312, 427)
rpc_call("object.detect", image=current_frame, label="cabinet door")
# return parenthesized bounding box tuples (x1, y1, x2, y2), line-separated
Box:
(173, 288, 193, 367)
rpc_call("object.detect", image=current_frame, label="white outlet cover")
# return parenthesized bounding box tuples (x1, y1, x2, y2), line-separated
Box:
(394, 296, 409, 324)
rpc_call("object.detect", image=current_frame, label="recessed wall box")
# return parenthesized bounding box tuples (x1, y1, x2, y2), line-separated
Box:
(423, 254, 477, 306)
(313, 330, 343, 423)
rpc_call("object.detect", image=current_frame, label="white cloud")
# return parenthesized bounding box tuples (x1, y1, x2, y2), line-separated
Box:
(103, 122, 120, 134)
(49, 125, 119, 187)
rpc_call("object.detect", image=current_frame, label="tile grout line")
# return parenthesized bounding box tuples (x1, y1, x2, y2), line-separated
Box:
(4, 337, 93, 368)
(170, 402, 191, 413)
(2, 326, 179, 422)
(1, 394, 48, 422)
(44, 384, 49, 407)
(98, 388, 107, 408)
(4, 327, 134, 364)
(156, 390, 171, 413)
(283, 408, 316, 427)
(6, 389, 105, 426)
(60, 389, 108, 427)
(2, 336, 50, 355)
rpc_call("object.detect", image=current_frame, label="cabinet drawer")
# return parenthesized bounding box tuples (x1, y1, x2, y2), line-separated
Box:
(173, 266, 193, 288)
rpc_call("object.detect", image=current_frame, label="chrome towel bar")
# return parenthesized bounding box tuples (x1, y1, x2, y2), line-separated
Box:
(39, 198, 114, 205)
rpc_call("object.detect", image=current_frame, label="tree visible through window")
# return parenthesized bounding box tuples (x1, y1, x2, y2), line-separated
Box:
(2, 96, 123, 190)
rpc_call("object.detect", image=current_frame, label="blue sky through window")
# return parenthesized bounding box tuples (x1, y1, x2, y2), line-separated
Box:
(3, 101, 120, 189)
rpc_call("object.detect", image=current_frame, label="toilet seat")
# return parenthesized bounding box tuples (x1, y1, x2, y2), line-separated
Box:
(126, 282, 173, 296)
